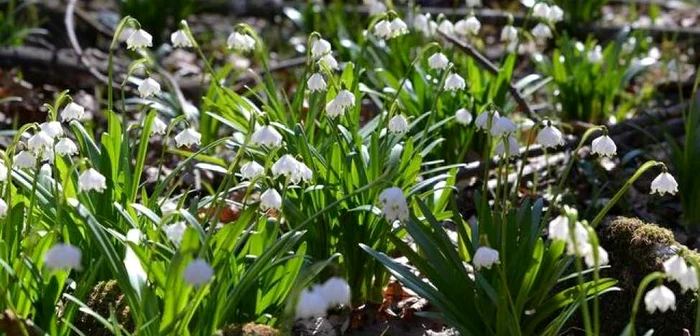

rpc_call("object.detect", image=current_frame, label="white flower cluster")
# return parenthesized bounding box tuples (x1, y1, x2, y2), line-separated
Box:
(644, 254, 699, 314)
(271, 154, 313, 184)
(326, 90, 356, 118)
(374, 16, 409, 40)
(548, 211, 609, 268)
(474, 111, 521, 158)
(296, 277, 351, 319)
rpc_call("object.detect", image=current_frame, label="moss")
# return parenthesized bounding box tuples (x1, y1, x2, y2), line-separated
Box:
(73, 280, 133, 335)
(216, 322, 279, 336)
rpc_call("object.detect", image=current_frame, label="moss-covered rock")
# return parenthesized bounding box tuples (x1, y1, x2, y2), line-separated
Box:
(72, 280, 133, 336)
(216, 322, 280, 336)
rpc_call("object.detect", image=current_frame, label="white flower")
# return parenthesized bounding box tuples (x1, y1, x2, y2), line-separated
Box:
(364, 0, 386, 15)
(564, 222, 592, 257)
(183, 258, 214, 286)
(272, 155, 300, 178)
(61, 102, 85, 122)
(455, 16, 481, 36)
(521, 0, 535, 7)
(40, 121, 63, 138)
(165, 221, 187, 246)
(292, 162, 313, 184)
(537, 125, 565, 148)
(548, 5, 564, 22)
(438, 20, 455, 35)
(307, 73, 327, 92)
(170, 30, 193, 48)
(622, 37, 637, 54)
(44, 243, 82, 271)
(584, 246, 609, 268)
(0, 163, 7, 181)
(311, 38, 332, 58)
(532, 23, 553, 40)
(152, 117, 167, 135)
(588, 45, 603, 64)
(501, 25, 518, 42)
(374, 20, 393, 39)
(664, 255, 688, 283)
(138, 77, 161, 98)
(475, 111, 499, 130)
(591, 135, 617, 157)
(124, 229, 147, 297)
(414, 14, 436, 36)
(318, 54, 339, 70)
(378, 187, 409, 222)
(55, 138, 78, 156)
(466, 0, 482, 7)
(390, 18, 409, 38)
(28, 131, 54, 154)
(495, 136, 520, 157)
(126, 29, 153, 50)
(680, 266, 699, 293)
(490, 116, 517, 137)
(174, 128, 201, 148)
(227, 32, 256, 52)
(532, 3, 550, 19)
(296, 289, 328, 319)
(325, 99, 344, 118)
(251, 125, 283, 148)
(444, 72, 466, 91)
(78, 168, 107, 193)
(428, 52, 450, 71)
(335, 90, 355, 109)
(316, 277, 351, 307)
(14, 151, 36, 169)
(455, 108, 473, 125)
(644, 285, 676, 314)
(240, 161, 264, 180)
(650, 172, 678, 196)
(548, 215, 570, 241)
(473, 246, 500, 270)
(388, 114, 409, 134)
(0, 198, 7, 218)
(260, 188, 283, 211)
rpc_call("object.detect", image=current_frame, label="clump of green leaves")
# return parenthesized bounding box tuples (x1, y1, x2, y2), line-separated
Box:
(118, 0, 196, 44)
(552, 0, 608, 25)
(0, 0, 41, 47)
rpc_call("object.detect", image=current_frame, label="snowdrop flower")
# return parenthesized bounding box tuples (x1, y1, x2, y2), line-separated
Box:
(183, 258, 214, 286)
(0, 198, 7, 217)
(548, 215, 570, 241)
(165, 221, 187, 246)
(548, 5, 564, 22)
(584, 246, 609, 268)
(326, 99, 344, 118)
(455, 16, 481, 36)
(495, 136, 520, 158)
(591, 135, 617, 157)
(490, 116, 517, 137)
(532, 3, 550, 19)
(318, 54, 339, 70)
(455, 108, 473, 125)
(44, 243, 82, 271)
(61, 102, 85, 122)
(374, 20, 393, 39)
(138, 77, 161, 98)
(124, 229, 147, 297)
(680, 266, 699, 293)
(307, 73, 327, 92)
(272, 155, 300, 178)
(364, 0, 386, 15)
(444, 73, 466, 91)
(55, 138, 78, 156)
(126, 29, 153, 50)
(622, 37, 637, 54)
(260, 188, 283, 211)
(0, 163, 7, 181)
(588, 45, 603, 64)
(466, 0, 482, 6)
(390, 18, 409, 38)
(292, 162, 313, 184)
(78, 168, 107, 193)
(170, 30, 193, 48)
(336, 90, 355, 109)
(428, 52, 450, 71)
(531, 23, 553, 41)
(663, 255, 688, 283)
(644, 285, 676, 314)
(174, 128, 201, 148)
(227, 32, 256, 52)
(378, 187, 409, 222)
(650, 172, 678, 196)
(564, 222, 592, 257)
(438, 20, 455, 35)
(28, 131, 54, 154)
(251, 125, 283, 148)
(40, 121, 63, 138)
(388, 114, 409, 134)
(151, 117, 167, 135)
(473, 246, 500, 270)
(296, 289, 328, 319)
(317, 277, 351, 307)
(413, 13, 436, 36)
(501, 25, 518, 42)
(311, 38, 332, 58)
(537, 124, 565, 148)
(240, 161, 264, 180)
(475, 111, 499, 130)
(14, 151, 36, 169)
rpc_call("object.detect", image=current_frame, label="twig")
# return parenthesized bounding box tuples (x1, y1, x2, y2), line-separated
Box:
(439, 31, 541, 122)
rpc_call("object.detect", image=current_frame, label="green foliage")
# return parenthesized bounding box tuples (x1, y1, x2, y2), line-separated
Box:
(552, 0, 609, 25)
(0, 0, 41, 47)
(118, 0, 196, 44)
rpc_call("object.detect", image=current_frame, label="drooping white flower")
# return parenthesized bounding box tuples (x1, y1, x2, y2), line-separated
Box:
(364, 0, 386, 15)
(292, 162, 313, 184)
(475, 111, 499, 130)
(455, 16, 481, 36)
(564, 222, 592, 257)
(444, 72, 466, 91)
(0, 198, 7, 218)
(473, 246, 500, 270)
(124, 228, 147, 297)
(296, 289, 329, 319)
(240, 161, 264, 180)
(311, 38, 332, 58)
(28, 131, 54, 154)
(374, 20, 393, 39)
(644, 285, 676, 314)
(378, 187, 409, 222)
(532, 3, 550, 19)
(591, 135, 617, 157)
(548, 5, 564, 22)
(388, 114, 409, 134)
(455, 108, 473, 125)
(650, 172, 678, 196)
(318, 54, 339, 70)
(44, 243, 82, 271)
(428, 52, 450, 71)
(151, 117, 167, 135)
(588, 45, 604, 64)
(78, 168, 107, 193)
(316, 277, 351, 307)
(164, 221, 187, 246)
(437, 20, 455, 35)
(490, 116, 517, 137)
(584, 246, 609, 268)
(335, 90, 355, 109)
(0, 163, 7, 181)
(664, 255, 688, 283)
(537, 125, 565, 148)
(501, 25, 518, 42)
(548, 215, 570, 241)
(174, 128, 201, 148)
(170, 30, 193, 48)
(307, 73, 327, 92)
(126, 29, 153, 50)
(14, 151, 36, 169)
(61, 102, 85, 122)
(227, 32, 256, 52)
(260, 189, 282, 211)
(272, 155, 300, 178)
(251, 125, 283, 148)
(325, 99, 344, 118)
(40, 121, 63, 138)
(414, 13, 436, 36)
(390, 18, 409, 38)
(680, 266, 699, 293)
(183, 258, 214, 286)
(138, 77, 161, 98)
(494, 136, 520, 157)
(55, 138, 78, 156)
(531, 23, 553, 41)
